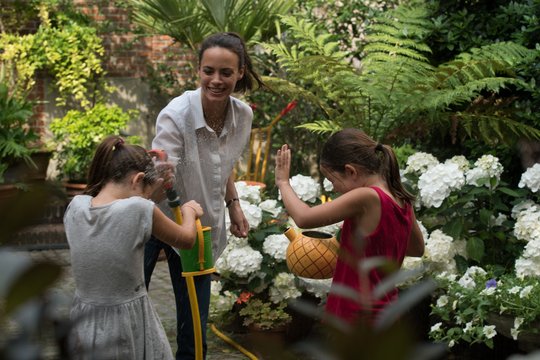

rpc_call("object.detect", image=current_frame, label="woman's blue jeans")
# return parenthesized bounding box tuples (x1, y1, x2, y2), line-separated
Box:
(144, 236, 211, 360)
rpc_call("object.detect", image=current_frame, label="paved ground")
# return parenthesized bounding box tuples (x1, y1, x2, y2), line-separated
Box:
(19, 249, 250, 359)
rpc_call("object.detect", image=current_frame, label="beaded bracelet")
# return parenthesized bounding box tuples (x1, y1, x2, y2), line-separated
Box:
(225, 198, 239, 208)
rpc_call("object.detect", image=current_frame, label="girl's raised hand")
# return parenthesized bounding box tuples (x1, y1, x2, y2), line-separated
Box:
(275, 144, 291, 186)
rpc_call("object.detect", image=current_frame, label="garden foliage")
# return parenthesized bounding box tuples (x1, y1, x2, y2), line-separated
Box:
(263, 4, 540, 146)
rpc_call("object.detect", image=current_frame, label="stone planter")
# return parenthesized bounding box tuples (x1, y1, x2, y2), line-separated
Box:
(487, 313, 540, 352)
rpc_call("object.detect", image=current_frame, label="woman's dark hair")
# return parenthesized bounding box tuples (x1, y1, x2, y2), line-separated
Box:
(320, 128, 415, 204)
(84, 135, 158, 197)
(198, 32, 263, 93)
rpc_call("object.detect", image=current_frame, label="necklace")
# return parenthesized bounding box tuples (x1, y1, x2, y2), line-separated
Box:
(203, 103, 229, 135)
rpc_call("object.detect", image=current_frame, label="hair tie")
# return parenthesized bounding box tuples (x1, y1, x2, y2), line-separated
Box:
(112, 137, 125, 151)
(375, 143, 384, 152)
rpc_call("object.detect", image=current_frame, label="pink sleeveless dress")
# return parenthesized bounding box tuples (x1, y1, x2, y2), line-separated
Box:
(325, 186, 413, 323)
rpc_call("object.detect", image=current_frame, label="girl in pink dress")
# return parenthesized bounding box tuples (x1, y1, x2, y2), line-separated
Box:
(274, 128, 425, 324)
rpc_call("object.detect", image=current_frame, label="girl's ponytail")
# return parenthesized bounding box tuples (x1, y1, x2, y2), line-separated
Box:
(378, 144, 415, 204)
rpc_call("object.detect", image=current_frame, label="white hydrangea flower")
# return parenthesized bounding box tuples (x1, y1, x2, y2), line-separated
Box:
(221, 246, 263, 277)
(518, 163, 540, 193)
(209, 285, 237, 321)
(511, 200, 538, 220)
(445, 155, 470, 172)
(404, 152, 439, 175)
(258, 199, 282, 217)
(483, 325, 497, 339)
(401, 256, 424, 271)
(491, 213, 507, 227)
(262, 234, 290, 261)
(287, 174, 321, 203)
(211, 280, 223, 295)
(425, 229, 458, 263)
(239, 199, 262, 229)
(323, 178, 333, 192)
(465, 155, 503, 187)
(269, 272, 301, 303)
(418, 162, 465, 208)
(298, 277, 332, 299)
(513, 207, 540, 242)
(235, 181, 262, 204)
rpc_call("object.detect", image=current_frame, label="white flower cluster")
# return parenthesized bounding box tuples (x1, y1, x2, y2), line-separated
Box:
(424, 229, 466, 274)
(404, 152, 439, 175)
(215, 245, 263, 277)
(288, 174, 321, 203)
(518, 163, 540, 193)
(258, 199, 282, 217)
(235, 181, 263, 204)
(298, 277, 332, 299)
(269, 272, 302, 303)
(323, 178, 333, 192)
(209, 280, 237, 321)
(238, 199, 262, 229)
(418, 162, 465, 208)
(465, 155, 503, 187)
(444, 155, 470, 172)
(457, 266, 487, 290)
(262, 234, 290, 261)
(513, 204, 540, 278)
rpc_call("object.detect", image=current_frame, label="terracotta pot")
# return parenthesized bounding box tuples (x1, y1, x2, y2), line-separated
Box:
(284, 227, 339, 279)
(242, 180, 266, 190)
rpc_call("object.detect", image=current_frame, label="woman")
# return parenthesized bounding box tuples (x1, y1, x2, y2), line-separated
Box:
(144, 32, 263, 360)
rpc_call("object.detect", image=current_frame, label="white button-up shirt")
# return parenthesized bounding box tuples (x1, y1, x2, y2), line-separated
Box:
(152, 88, 253, 259)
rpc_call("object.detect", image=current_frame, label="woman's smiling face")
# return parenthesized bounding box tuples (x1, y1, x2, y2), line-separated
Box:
(198, 46, 244, 104)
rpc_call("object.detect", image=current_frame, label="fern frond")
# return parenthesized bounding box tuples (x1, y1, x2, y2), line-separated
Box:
(459, 113, 540, 145)
(296, 120, 341, 135)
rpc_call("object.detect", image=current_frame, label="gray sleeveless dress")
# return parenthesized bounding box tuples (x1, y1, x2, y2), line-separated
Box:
(64, 195, 173, 359)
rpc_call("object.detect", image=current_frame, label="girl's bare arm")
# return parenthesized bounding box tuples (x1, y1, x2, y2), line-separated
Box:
(151, 202, 202, 249)
(406, 211, 425, 257)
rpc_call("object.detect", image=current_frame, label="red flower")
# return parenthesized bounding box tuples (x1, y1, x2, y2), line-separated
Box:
(279, 100, 298, 117)
(236, 291, 254, 304)
(249, 103, 258, 111)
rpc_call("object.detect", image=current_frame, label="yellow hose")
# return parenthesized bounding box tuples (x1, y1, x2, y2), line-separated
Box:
(185, 275, 203, 360)
(210, 324, 259, 360)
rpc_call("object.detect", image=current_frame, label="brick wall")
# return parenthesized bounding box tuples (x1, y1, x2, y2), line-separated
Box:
(3, 0, 194, 141)
(74, 0, 194, 79)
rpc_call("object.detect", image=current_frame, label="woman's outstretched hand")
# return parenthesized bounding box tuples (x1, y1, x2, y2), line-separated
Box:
(275, 144, 291, 186)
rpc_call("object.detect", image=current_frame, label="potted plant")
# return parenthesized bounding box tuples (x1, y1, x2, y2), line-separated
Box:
(209, 180, 336, 336)
(399, 151, 540, 353)
(0, 82, 40, 188)
(49, 102, 138, 191)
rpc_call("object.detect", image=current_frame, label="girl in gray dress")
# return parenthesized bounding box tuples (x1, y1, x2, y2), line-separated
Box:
(64, 135, 203, 359)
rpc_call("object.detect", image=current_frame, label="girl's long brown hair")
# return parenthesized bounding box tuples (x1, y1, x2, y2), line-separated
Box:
(320, 128, 415, 204)
(84, 135, 158, 197)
